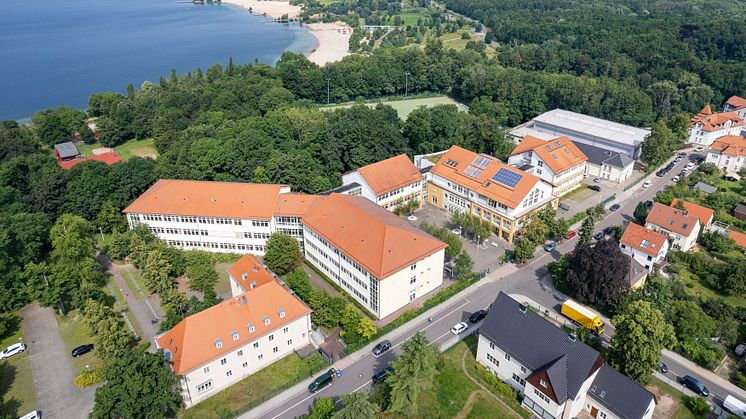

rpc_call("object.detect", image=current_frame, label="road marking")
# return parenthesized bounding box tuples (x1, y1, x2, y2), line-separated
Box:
(270, 386, 329, 419)
(353, 379, 373, 393)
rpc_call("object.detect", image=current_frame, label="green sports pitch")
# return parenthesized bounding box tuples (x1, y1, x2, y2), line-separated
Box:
(320, 95, 468, 119)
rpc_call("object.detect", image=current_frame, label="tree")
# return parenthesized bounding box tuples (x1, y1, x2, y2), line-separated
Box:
(356, 316, 377, 340)
(95, 201, 127, 233)
(699, 231, 734, 253)
(83, 300, 133, 360)
(333, 392, 379, 419)
(454, 252, 473, 278)
(565, 239, 631, 306)
(184, 251, 218, 294)
(263, 233, 302, 275)
(308, 397, 336, 419)
(578, 217, 595, 246)
(641, 121, 676, 167)
(388, 332, 439, 415)
(92, 349, 181, 418)
(513, 237, 535, 262)
(632, 201, 649, 225)
(31, 106, 86, 145)
(285, 268, 313, 301)
(521, 215, 547, 245)
(609, 301, 676, 383)
(142, 249, 175, 295)
(548, 254, 570, 292)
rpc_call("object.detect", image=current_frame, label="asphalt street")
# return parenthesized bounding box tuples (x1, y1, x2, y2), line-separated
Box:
(246, 149, 745, 418)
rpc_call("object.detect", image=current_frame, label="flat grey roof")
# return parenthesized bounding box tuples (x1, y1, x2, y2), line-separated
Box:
(321, 182, 361, 195)
(574, 142, 634, 169)
(54, 142, 79, 159)
(532, 109, 650, 147)
(694, 182, 717, 194)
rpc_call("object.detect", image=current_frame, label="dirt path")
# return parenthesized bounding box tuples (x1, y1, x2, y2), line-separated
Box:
(460, 348, 524, 419)
(455, 390, 482, 419)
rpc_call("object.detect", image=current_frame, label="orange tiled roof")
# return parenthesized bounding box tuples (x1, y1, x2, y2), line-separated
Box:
(689, 110, 744, 132)
(510, 135, 547, 156)
(123, 180, 287, 220)
(530, 136, 588, 174)
(670, 199, 714, 227)
(302, 194, 447, 279)
(729, 230, 746, 248)
(646, 202, 699, 236)
(227, 254, 277, 292)
(710, 135, 746, 157)
(356, 154, 423, 196)
(274, 193, 322, 217)
(430, 145, 541, 209)
(156, 280, 310, 375)
(620, 223, 668, 257)
(58, 151, 123, 170)
(726, 96, 746, 110)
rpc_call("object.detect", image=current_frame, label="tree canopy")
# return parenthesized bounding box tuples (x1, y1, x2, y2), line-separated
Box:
(565, 240, 631, 307)
(263, 233, 303, 275)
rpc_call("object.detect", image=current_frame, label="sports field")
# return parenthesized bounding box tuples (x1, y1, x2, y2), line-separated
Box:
(320, 95, 468, 119)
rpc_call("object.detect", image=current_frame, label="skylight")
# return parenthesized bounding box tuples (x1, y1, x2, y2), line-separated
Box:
(445, 159, 458, 167)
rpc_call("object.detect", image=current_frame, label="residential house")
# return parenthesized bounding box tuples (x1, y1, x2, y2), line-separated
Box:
(670, 199, 714, 230)
(705, 135, 746, 174)
(427, 145, 555, 243)
(723, 95, 746, 119)
(339, 154, 424, 211)
(510, 109, 650, 160)
(508, 136, 588, 196)
(645, 203, 701, 252)
(155, 266, 312, 407)
(624, 256, 649, 290)
(688, 104, 745, 146)
(619, 223, 669, 274)
(734, 204, 746, 221)
(302, 193, 446, 319)
(477, 292, 656, 419)
(54, 141, 80, 161)
(729, 230, 746, 249)
(574, 142, 635, 183)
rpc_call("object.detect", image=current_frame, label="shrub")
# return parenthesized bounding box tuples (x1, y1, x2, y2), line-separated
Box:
(75, 368, 102, 388)
(683, 396, 709, 415)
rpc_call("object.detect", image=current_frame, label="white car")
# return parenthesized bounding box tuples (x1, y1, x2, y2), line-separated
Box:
(451, 322, 468, 335)
(672, 176, 680, 182)
(19, 411, 41, 419)
(0, 342, 26, 360)
(642, 180, 653, 188)
(694, 146, 704, 152)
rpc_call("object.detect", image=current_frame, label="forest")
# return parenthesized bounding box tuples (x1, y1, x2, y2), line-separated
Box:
(442, 0, 746, 117)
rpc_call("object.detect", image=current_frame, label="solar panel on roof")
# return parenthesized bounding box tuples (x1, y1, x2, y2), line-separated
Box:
(492, 168, 523, 188)
(472, 155, 491, 169)
(464, 166, 484, 178)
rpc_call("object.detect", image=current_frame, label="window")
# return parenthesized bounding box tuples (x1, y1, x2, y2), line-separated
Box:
(248, 323, 255, 333)
(287, 339, 293, 345)
(237, 350, 243, 356)
(203, 366, 210, 373)
(279, 309, 286, 319)
(220, 358, 227, 365)
(273, 347, 279, 353)
(504, 353, 511, 361)
(226, 370, 233, 377)
(253, 342, 259, 349)
(539, 379, 547, 388)
(258, 354, 263, 361)
(268, 334, 274, 341)
(533, 388, 550, 404)
(410, 276, 416, 284)
(599, 412, 607, 419)
(242, 362, 248, 368)
(486, 353, 499, 367)
(520, 366, 526, 373)
(196, 380, 214, 394)
(283, 327, 289, 333)
(215, 339, 222, 349)
(512, 373, 526, 387)
(232, 331, 239, 341)
(263, 316, 270, 326)
(410, 264, 417, 270)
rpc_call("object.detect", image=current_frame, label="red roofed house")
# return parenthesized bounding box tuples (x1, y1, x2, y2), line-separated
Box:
(155, 260, 311, 407)
(508, 135, 588, 196)
(729, 230, 746, 249)
(688, 103, 745, 146)
(705, 135, 746, 174)
(645, 203, 701, 252)
(340, 154, 424, 212)
(58, 151, 123, 170)
(670, 199, 715, 230)
(723, 95, 746, 119)
(619, 223, 670, 275)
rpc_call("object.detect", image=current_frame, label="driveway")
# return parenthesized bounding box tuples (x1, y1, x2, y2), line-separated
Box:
(20, 303, 96, 419)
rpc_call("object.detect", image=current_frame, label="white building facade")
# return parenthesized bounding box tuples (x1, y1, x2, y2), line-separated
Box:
(339, 154, 425, 211)
(705, 135, 746, 174)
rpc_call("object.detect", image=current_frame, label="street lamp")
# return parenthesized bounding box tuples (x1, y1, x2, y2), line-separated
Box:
(326, 77, 331, 105)
(405, 72, 410, 96)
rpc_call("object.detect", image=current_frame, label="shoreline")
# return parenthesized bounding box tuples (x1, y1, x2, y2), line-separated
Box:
(222, 0, 351, 66)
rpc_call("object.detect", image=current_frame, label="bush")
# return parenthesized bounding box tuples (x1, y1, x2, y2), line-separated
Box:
(75, 368, 102, 388)
(683, 396, 709, 415)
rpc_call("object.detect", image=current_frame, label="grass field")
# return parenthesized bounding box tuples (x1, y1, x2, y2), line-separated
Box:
(179, 352, 328, 419)
(56, 310, 104, 375)
(0, 314, 35, 417)
(320, 95, 467, 119)
(399, 10, 431, 26)
(674, 260, 746, 308)
(72, 138, 158, 160)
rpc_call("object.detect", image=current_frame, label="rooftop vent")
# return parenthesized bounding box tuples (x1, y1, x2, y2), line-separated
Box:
(518, 303, 528, 314)
(250, 281, 256, 290)
(247, 323, 255, 333)
(279, 309, 286, 319)
(242, 272, 248, 280)
(263, 315, 270, 326)
(214, 338, 222, 349)
(231, 331, 239, 341)
(252, 265, 259, 273)
(600, 390, 607, 399)
(568, 333, 577, 343)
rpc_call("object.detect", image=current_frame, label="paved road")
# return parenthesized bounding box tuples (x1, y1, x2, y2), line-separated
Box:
(21, 303, 96, 419)
(247, 149, 742, 418)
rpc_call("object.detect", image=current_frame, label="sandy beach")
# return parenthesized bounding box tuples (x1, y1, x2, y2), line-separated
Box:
(222, 0, 301, 19)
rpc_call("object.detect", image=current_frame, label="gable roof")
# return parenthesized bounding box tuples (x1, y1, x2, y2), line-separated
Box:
(54, 142, 79, 159)
(729, 230, 746, 249)
(531, 136, 587, 174)
(735, 204, 746, 216)
(670, 199, 714, 226)
(430, 145, 541, 209)
(726, 96, 746, 110)
(625, 255, 648, 288)
(573, 142, 634, 169)
(532, 109, 650, 147)
(690, 110, 744, 132)
(227, 254, 277, 292)
(123, 180, 288, 220)
(155, 280, 310, 375)
(301, 194, 446, 279)
(620, 223, 668, 257)
(355, 154, 423, 196)
(645, 203, 699, 236)
(58, 151, 122, 170)
(510, 135, 547, 156)
(589, 364, 656, 419)
(710, 135, 746, 157)
(480, 293, 603, 403)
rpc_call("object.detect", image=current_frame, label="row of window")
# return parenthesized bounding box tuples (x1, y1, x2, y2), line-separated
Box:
(307, 252, 371, 305)
(165, 240, 265, 252)
(149, 226, 207, 236)
(134, 213, 275, 228)
(275, 216, 301, 225)
(377, 183, 420, 201)
(242, 232, 270, 240)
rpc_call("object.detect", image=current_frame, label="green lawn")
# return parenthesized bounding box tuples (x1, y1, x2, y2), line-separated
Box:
(214, 263, 234, 298)
(398, 10, 431, 26)
(179, 352, 328, 419)
(102, 282, 144, 339)
(122, 268, 149, 297)
(67, 138, 158, 161)
(675, 263, 746, 308)
(320, 95, 467, 119)
(649, 377, 704, 419)
(0, 314, 36, 417)
(56, 310, 104, 375)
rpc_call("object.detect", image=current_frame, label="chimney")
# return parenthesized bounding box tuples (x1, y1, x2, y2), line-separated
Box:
(518, 303, 528, 314)
(568, 333, 577, 343)
(250, 281, 256, 289)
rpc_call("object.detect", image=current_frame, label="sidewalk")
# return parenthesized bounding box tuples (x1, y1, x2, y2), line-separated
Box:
(662, 349, 746, 401)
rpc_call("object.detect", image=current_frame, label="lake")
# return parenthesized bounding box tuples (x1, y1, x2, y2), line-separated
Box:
(0, 0, 316, 120)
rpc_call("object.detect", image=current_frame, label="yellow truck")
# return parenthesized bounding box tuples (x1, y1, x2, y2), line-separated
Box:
(561, 299, 605, 335)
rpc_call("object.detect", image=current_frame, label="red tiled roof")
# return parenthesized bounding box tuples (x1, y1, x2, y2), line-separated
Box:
(690, 111, 744, 132)
(620, 223, 668, 257)
(355, 154, 423, 196)
(726, 96, 746, 110)
(227, 254, 277, 292)
(710, 135, 746, 157)
(645, 202, 699, 236)
(274, 193, 322, 217)
(58, 151, 122, 170)
(670, 199, 714, 227)
(729, 230, 746, 248)
(529, 136, 587, 174)
(510, 135, 547, 156)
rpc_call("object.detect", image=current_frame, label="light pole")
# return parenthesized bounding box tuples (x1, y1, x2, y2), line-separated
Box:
(326, 77, 331, 105)
(405, 72, 410, 96)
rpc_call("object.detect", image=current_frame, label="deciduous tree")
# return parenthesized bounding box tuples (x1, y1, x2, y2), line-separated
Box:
(332, 392, 379, 419)
(263, 233, 302, 275)
(565, 239, 630, 306)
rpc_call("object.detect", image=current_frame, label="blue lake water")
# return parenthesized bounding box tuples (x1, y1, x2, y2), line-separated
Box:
(0, 0, 316, 120)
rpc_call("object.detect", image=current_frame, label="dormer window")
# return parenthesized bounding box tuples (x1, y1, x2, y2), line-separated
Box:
(539, 379, 548, 388)
(247, 323, 255, 333)
(232, 331, 239, 341)
(215, 338, 223, 349)
(279, 309, 286, 319)
(263, 316, 270, 326)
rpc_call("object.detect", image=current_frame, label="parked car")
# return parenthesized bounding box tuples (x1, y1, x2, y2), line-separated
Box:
(450, 322, 468, 335)
(672, 176, 680, 183)
(0, 342, 26, 360)
(469, 309, 488, 323)
(565, 230, 577, 240)
(603, 226, 613, 235)
(588, 185, 601, 192)
(309, 368, 336, 393)
(695, 146, 704, 152)
(544, 241, 558, 252)
(72, 343, 94, 358)
(679, 152, 687, 157)
(18, 411, 41, 419)
(735, 343, 746, 357)
(656, 170, 664, 177)
(723, 395, 746, 418)
(645, 200, 654, 209)
(593, 231, 604, 241)
(643, 180, 653, 188)
(372, 366, 394, 383)
(609, 204, 621, 212)
(680, 375, 709, 396)
(372, 340, 391, 356)
(593, 178, 601, 183)
(658, 361, 668, 373)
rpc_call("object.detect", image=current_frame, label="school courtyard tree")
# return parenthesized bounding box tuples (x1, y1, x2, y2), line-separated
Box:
(263, 232, 303, 275)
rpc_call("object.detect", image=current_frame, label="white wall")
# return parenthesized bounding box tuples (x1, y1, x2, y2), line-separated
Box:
(177, 314, 311, 407)
(475, 334, 530, 393)
(619, 240, 669, 273)
(342, 171, 423, 212)
(688, 124, 743, 146)
(341, 171, 376, 202)
(645, 221, 700, 252)
(706, 151, 746, 174)
(377, 249, 444, 319)
(585, 397, 655, 419)
(584, 162, 633, 183)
